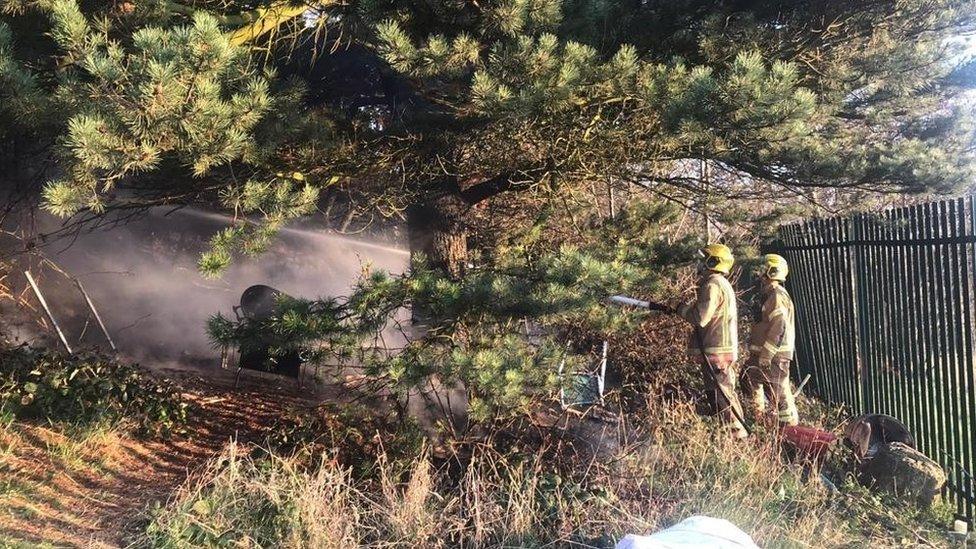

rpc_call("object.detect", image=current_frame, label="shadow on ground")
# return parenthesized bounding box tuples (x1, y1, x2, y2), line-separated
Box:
(0, 363, 324, 548)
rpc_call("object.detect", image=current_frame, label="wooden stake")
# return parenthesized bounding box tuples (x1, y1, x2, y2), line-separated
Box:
(74, 278, 117, 351)
(24, 270, 73, 354)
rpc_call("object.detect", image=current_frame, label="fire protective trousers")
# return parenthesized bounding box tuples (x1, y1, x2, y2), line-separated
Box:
(743, 357, 799, 426)
(700, 355, 748, 437)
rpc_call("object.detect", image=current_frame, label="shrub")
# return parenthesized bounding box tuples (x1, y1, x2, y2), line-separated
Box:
(259, 403, 426, 474)
(0, 345, 188, 434)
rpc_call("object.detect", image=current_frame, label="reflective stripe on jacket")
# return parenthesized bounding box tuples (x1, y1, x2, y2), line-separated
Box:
(749, 282, 795, 361)
(681, 273, 739, 361)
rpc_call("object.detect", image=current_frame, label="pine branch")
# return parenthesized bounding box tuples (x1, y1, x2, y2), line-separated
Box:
(226, 1, 339, 47)
(459, 167, 547, 205)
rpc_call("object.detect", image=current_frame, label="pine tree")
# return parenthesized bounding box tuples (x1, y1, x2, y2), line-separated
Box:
(0, 0, 336, 270)
(207, 199, 695, 424)
(39, 2, 273, 213)
(5, 0, 974, 272)
(353, 0, 976, 273)
(0, 21, 43, 131)
(4, 0, 976, 425)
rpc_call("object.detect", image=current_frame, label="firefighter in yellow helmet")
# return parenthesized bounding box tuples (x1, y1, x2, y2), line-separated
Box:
(743, 253, 799, 426)
(677, 244, 748, 439)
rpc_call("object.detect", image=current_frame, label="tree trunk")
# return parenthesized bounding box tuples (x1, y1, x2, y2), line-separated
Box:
(405, 186, 472, 435)
(406, 186, 468, 335)
(407, 187, 468, 279)
(428, 229, 467, 278)
(406, 170, 529, 277)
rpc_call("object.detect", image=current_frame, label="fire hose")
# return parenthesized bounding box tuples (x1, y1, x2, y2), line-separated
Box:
(609, 295, 750, 436)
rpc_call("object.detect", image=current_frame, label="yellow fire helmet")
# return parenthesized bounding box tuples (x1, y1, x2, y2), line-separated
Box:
(759, 253, 789, 282)
(699, 243, 734, 275)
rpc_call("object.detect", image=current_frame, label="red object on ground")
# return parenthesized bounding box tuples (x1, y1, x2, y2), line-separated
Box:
(781, 424, 837, 460)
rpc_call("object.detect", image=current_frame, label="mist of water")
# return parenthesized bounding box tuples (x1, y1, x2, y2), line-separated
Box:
(48, 207, 410, 365)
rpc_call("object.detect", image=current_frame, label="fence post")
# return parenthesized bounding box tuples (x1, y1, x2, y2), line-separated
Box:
(849, 214, 869, 413)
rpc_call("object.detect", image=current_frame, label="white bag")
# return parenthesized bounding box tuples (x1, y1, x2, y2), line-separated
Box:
(615, 515, 760, 549)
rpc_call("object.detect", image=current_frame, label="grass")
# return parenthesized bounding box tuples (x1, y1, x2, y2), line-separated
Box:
(0, 534, 62, 549)
(142, 444, 364, 548)
(139, 390, 960, 548)
(0, 343, 956, 547)
(42, 420, 123, 474)
(0, 417, 132, 545)
(143, 442, 607, 548)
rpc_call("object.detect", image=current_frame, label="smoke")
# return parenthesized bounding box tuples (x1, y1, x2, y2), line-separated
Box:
(47, 207, 410, 365)
(13, 207, 470, 435)
(0, 208, 480, 440)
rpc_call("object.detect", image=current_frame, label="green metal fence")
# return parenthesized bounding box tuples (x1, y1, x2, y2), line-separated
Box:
(769, 196, 976, 522)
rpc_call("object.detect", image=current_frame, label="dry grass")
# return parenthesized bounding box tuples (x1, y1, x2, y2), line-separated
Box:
(0, 379, 952, 548)
(615, 398, 845, 547)
(142, 444, 363, 548)
(378, 448, 438, 543)
(44, 421, 124, 473)
(139, 388, 959, 549)
(0, 419, 132, 547)
(143, 442, 599, 548)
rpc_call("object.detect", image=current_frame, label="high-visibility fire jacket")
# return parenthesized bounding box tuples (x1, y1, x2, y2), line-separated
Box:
(749, 282, 795, 362)
(680, 272, 739, 361)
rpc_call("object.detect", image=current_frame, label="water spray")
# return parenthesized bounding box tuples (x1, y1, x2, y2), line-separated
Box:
(173, 208, 410, 256)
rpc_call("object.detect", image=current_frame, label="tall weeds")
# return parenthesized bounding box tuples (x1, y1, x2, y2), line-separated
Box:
(143, 444, 362, 548)
(141, 394, 954, 548)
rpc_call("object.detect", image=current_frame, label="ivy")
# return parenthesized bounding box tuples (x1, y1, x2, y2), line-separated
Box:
(0, 346, 189, 435)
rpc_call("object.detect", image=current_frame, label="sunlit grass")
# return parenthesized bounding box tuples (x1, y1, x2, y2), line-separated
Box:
(42, 421, 123, 474)
(0, 418, 128, 540)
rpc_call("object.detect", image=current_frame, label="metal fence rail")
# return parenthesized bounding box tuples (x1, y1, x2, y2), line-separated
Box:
(770, 196, 976, 522)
